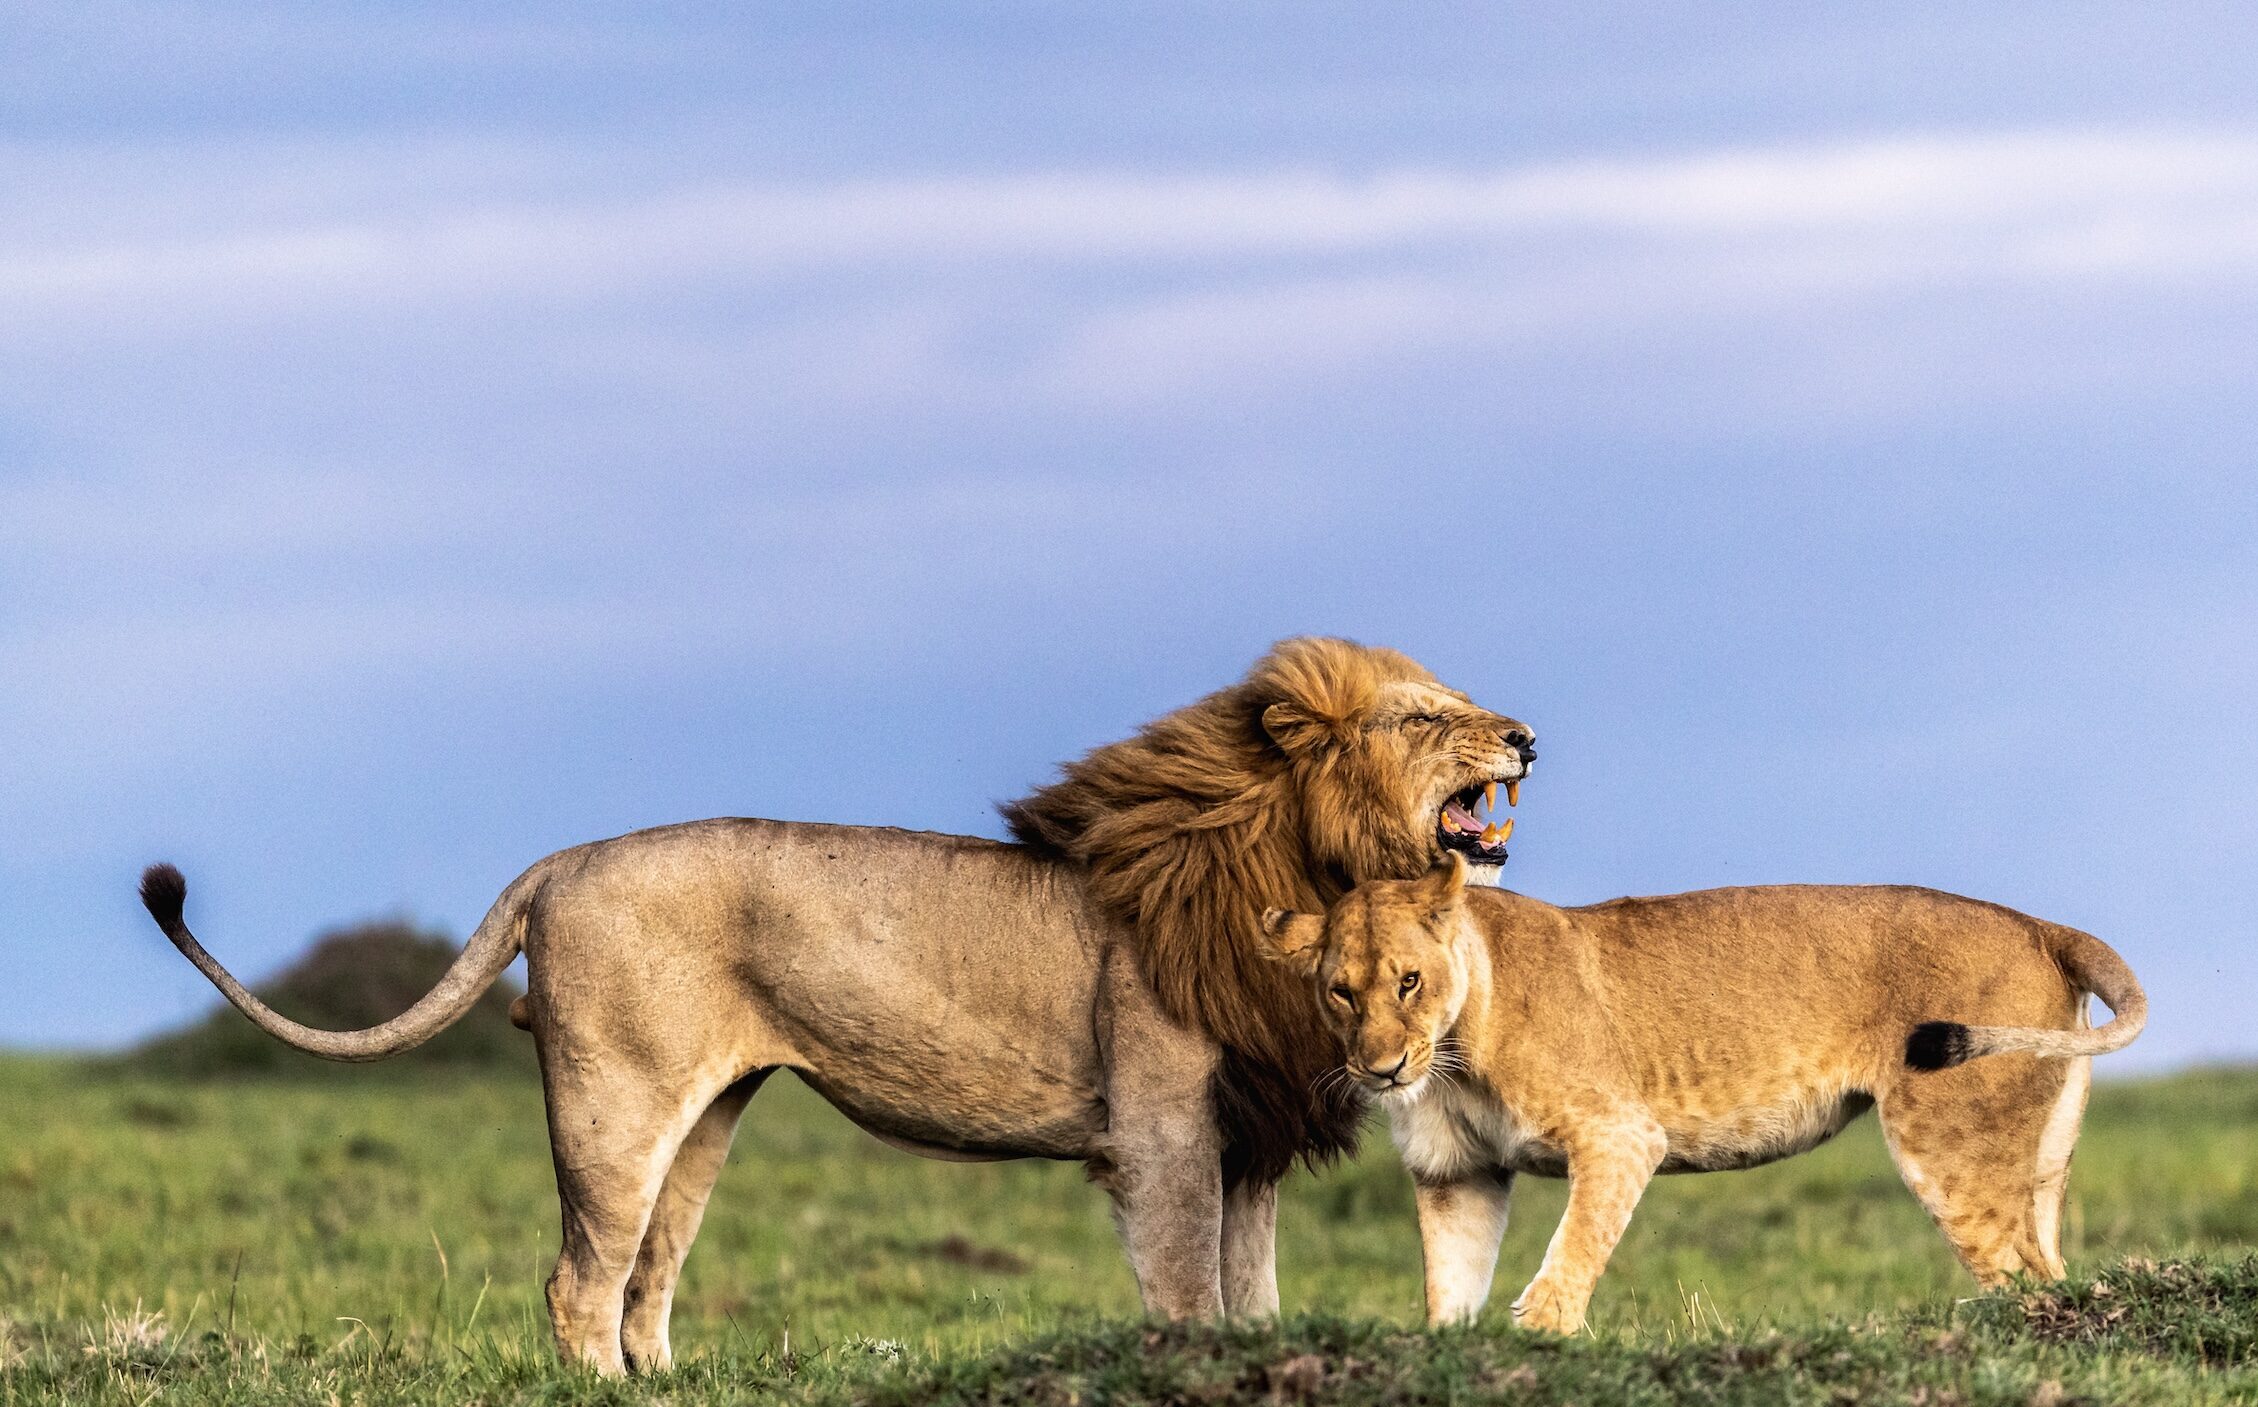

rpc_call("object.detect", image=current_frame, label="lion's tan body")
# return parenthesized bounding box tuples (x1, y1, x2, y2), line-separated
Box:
(141, 638, 1536, 1375)
(509, 819, 1235, 1370)
(1263, 861, 2146, 1335)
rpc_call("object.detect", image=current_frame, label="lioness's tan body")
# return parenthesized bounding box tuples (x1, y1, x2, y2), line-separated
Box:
(1265, 863, 2146, 1334)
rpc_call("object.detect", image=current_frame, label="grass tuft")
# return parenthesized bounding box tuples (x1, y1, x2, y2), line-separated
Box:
(1962, 1254, 2258, 1366)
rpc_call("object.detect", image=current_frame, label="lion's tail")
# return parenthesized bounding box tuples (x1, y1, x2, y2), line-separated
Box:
(138, 862, 533, 1063)
(1906, 924, 2147, 1071)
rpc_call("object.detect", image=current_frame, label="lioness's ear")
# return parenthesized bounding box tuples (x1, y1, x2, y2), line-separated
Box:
(1258, 907, 1327, 975)
(1262, 701, 1347, 756)
(1420, 852, 1468, 912)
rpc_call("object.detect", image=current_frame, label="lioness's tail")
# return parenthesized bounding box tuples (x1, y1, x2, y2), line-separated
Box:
(138, 863, 532, 1063)
(1906, 925, 2147, 1071)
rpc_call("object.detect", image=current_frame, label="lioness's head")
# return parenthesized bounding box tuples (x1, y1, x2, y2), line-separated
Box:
(1252, 638, 1535, 882)
(1260, 854, 1477, 1103)
(999, 636, 1532, 1181)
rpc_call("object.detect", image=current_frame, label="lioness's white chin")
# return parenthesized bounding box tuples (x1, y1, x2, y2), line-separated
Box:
(1380, 1074, 1433, 1105)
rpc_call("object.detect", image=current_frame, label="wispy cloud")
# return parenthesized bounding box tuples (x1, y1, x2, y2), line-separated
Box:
(8, 129, 2255, 330)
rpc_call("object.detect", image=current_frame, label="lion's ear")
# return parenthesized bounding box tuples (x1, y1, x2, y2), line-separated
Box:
(1262, 701, 1346, 756)
(1259, 907, 1328, 975)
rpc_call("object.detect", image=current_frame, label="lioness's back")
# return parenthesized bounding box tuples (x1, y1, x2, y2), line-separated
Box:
(1472, 882, 2077, 1067)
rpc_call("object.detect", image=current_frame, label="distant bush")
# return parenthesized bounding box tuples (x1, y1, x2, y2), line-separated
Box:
(126, 919, 531, 1077)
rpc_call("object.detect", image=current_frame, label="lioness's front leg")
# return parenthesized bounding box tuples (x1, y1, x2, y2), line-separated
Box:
(1414, 1170, 1514, 1325)
(1514, 1121, 1665, 1335)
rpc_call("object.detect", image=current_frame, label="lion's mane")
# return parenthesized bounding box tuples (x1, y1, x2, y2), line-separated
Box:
(1002, 636, 1442, 1185)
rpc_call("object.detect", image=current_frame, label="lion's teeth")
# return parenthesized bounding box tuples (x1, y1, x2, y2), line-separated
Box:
(1505, 780, 1520, 807)
(1496, 817, 1514, 843)
(1484, 781, 1497, 812)
(1441, 812, 1462, 833)
(1481, 823, 1501, 844)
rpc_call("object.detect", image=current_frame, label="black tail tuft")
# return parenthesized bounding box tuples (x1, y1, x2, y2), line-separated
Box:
(1906, 1020, 1974, 1071)
(139, 863, 187, 930)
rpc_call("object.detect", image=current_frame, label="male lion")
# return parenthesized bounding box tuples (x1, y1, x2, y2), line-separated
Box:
(139, 637, 1533, 1375)
(1260, 855, 2145, 1335)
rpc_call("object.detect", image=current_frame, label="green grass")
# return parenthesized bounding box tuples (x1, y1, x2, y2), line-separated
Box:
(1, 1055, 2253, 1403)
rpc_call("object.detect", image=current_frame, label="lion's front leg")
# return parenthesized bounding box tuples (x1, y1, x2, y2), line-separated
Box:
(1094, 950, 1226, 1319)
(1099, 1138, 1225, 1318)
(1220, 1178, 1279, 1317)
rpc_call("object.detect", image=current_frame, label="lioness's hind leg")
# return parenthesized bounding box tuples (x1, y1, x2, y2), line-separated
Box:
(1881, 1054, 2079, 1286)
(621, 1072, 769, 1373)
(2029, 1056, 2092, 1275)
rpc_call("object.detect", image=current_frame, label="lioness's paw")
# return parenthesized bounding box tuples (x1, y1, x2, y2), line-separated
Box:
(1510, 1285, 1585, 1336)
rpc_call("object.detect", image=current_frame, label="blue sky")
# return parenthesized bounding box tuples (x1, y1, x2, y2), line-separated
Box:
(3, 3, 2253, 1067)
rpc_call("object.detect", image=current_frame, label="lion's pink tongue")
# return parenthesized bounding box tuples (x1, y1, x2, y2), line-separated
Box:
(1443, 800, 1483, 832)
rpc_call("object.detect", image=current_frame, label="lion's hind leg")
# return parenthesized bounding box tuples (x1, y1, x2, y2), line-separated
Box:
(541, 1059, 744, 1375)
(620, 1071, 770, 1372)
(1880, 1052, 2081, 1287)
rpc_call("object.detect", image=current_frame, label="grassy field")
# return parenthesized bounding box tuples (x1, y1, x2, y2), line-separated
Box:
(0, 1055, 2253, 1403)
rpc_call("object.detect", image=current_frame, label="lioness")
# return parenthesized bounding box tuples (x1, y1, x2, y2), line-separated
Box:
(141, 637, 1534, 1375)
(1260, 855, 2145, 1334)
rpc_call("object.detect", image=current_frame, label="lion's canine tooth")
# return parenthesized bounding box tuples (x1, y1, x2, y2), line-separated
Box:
(1481, 823, 1502, 844)
(1496, 817, 1514, 843)
(1505, 780, 1521, 807)
(1484, 781, 1498, 812)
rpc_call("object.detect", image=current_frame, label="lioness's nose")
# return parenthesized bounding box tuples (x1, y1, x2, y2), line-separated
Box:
(1372, 1054, 1408, 1083)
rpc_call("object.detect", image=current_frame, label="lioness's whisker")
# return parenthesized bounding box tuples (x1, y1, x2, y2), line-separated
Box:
(1310, 1066, 1358, 1108)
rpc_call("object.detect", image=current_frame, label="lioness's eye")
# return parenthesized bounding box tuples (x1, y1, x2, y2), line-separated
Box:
(1399, 972, 1421, 997)
(1329, 985, 1355, 1009)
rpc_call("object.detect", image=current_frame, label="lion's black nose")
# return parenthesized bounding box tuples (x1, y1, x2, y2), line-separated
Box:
(1503, 727, 1533, 750)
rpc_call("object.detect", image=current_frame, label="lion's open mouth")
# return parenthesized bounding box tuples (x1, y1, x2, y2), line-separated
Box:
(1438, 779, 1517, 864)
